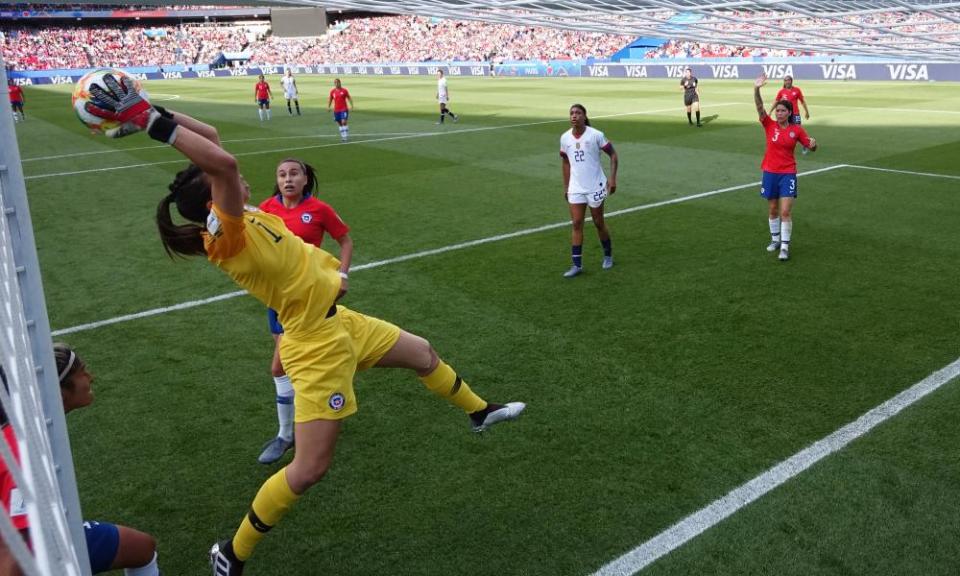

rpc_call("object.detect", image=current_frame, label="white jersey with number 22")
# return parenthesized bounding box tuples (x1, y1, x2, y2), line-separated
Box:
(560, 126, 610, 195)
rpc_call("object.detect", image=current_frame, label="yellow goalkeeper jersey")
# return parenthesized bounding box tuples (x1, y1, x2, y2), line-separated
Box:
(203, 204, 342, 337)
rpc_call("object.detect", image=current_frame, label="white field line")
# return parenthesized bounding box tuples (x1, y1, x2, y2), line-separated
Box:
(846, 164, 960, 180)
(23, 103, 739, 180)
(49, 161, 839, 337)
(814, 104, 960, 115)
(20, 132, 425, 162)
(591, 356, 960, 576)
(587, 164, 960, 576)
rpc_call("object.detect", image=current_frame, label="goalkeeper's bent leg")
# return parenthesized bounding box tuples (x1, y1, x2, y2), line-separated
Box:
(231, 468, 300, 561)
(419, 360, 487, 413)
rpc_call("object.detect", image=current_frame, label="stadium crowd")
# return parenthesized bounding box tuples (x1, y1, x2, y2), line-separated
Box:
(3, 9, 959, 70)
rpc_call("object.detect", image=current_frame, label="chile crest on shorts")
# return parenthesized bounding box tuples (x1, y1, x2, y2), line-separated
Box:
(329, 392, 345, 411)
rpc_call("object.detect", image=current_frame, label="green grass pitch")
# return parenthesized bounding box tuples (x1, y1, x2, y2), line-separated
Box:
(13, 75, 960, 575)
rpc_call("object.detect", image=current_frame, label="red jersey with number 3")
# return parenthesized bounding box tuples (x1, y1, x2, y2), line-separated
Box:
(8, 84, 24, 103)
(258, 196, 349, 247)
(255, 81, 271, 100)
(760, 115, 811, 174)
(329, 87, 350, 112)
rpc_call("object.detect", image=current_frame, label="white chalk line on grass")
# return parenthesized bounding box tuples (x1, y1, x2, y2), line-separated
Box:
(20, 132, 426, 162)
(24, 103, 740, 180)
(847, 164, 960, 180)
(815, 104, 960, 116)
(50, 162, 842, 337)
(591, 356, 960, 576)
(587, 164, 960, 576)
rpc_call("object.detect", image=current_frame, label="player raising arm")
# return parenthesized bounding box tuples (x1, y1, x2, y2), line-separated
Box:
(80, 72, 525, 576)
(754, 73, 817, 262)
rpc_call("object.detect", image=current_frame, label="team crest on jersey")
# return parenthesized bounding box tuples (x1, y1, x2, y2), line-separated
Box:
(301, 213, 313, 224)
(329, 393, 345, 411)
(789, 131, 796, 139)
(575, 142, 581, 149)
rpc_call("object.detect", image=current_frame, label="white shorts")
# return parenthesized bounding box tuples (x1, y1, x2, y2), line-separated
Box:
(568, 186, 607, 208)
(438, 96, 449, 105)
(285, 91, 298, 100)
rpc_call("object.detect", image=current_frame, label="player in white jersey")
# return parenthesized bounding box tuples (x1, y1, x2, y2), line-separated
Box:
(281, 70, 300, 116)
(559, 103, 618, 278)
(436, 70, 459, 124)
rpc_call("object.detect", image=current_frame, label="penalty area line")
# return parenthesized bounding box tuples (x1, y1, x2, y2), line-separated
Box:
(50, 163, 843, 337)
(590, 356, 960, 576)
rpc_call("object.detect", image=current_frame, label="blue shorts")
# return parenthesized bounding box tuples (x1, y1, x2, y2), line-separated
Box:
(790, 114, 802, 125)
(257, 98, 270, 107)
(761, 171, 797, 200)
(267, 308, 284, 335)
(84, 520, 119, 574)
(333, 110, 349, 123)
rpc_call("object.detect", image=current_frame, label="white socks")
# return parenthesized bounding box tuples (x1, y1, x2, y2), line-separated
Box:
(124, 552, 159, 576)
(339, 125, 349, 139)
(274, 375, 294, 441)
(258, 108, 264, 121)
(781, 220, 792, 245)
(768, 217, 781, 242)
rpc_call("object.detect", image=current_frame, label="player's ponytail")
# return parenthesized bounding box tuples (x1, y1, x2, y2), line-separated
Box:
(157, 164, 210, 258)
(571, 103, 591, 126)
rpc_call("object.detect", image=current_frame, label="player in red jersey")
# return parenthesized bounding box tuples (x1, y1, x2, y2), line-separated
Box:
(253, 74, 272, 122)
(255, 158, 354, 464)
(771, 75, 809, 125)
(754, 73, 817, 262)
(8, 79, 25, 123)
(327, 78, 353, 142)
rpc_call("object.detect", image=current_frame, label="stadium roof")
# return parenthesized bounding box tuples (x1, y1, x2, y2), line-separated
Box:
(43, 0, 960, 61)
(265, 0, 960, 62)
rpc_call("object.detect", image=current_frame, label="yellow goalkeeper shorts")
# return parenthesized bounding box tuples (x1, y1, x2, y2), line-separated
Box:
(279, 305, 401, 422)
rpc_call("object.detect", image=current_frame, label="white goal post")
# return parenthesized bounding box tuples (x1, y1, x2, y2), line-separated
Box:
(0, 59, 90, 576)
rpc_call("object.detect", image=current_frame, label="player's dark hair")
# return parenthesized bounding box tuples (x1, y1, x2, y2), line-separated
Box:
(571, 103, 591, 127)
(774, 99, 794, 115)
(157, 164, 210, 258)
(274, 158, 318, 199)
(53, 342, 82, 389)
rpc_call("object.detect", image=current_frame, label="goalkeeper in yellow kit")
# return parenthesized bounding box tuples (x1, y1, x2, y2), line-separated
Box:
(81, 72, 525, 576)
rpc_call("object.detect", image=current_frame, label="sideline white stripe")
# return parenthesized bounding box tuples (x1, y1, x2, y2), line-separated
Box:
(20, 132, 426, 162)
(815, 104, 960, 116)
(846, 164, 960, 180)
(591, 357, 960, 576)
(49, 163, 843, 337)
(24, 103, 739, 180)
